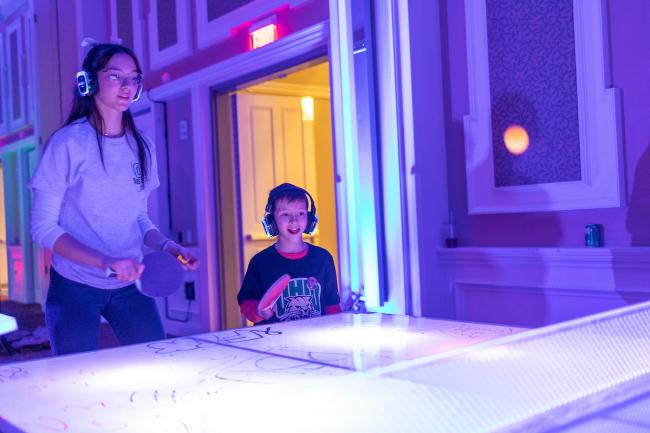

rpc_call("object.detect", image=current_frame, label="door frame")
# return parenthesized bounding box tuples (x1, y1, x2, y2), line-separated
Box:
(217, 70, 334, 329)
(145, 22, 331, 330)
(134, 0, 429, 327)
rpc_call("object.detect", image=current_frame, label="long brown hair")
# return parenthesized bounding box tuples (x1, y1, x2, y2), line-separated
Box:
(66, 43, 150, 185)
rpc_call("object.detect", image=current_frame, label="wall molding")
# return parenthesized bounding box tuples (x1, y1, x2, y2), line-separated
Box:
(133, 21, 328, 333)
(439, 247, 650, 325)
(148, 22, 328, 100)
(463, 0, 624, 213)
(243, 81, 330, 98)
(439, 247, 650, 287)
(195, 0, 310, 50)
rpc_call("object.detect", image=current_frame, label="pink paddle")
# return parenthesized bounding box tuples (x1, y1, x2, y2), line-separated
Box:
(106, 252, 184, 297)
(259, 274, 291, 311)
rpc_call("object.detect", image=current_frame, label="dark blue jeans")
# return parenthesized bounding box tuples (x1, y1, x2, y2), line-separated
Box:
(45, 269, 165, 355)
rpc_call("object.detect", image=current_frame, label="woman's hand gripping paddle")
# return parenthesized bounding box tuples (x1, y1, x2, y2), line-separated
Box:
(258, 274, 291, 314)
(106, 252, 185, 297)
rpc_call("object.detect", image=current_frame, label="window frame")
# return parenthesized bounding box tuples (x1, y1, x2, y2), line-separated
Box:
(148, 0, 191, 70)
(463, 0, 624, 213)
(110, 0, 146, 69)
(5, 18, 27, 131)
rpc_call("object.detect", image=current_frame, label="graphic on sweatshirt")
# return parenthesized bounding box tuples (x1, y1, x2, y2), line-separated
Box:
(275, 277, 322, 321)
(132, 162, 144, 190)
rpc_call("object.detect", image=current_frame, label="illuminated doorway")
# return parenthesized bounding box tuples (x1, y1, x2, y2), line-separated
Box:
(214, 59, 338, 329)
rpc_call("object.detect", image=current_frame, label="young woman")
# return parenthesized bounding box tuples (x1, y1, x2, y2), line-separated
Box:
(29, 43, 198, 355)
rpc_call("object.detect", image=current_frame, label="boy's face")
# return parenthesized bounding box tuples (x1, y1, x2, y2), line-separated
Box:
(273, 198, 308, 239)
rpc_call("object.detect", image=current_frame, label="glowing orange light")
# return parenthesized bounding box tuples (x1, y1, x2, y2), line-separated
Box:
(250, 24, 277, 50)
(503, 124, 530, 155)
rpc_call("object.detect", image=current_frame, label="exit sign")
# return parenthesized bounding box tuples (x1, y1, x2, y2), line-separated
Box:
(250, 23, 277, 50)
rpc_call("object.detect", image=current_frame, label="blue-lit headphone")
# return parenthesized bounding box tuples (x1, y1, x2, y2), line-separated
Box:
(76, 70, 143, 102)
(76, 70, 96, 97)
(262, 184, 318, 238)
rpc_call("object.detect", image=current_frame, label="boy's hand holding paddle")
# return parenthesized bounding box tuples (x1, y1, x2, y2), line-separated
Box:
(257, 274, 291, 319)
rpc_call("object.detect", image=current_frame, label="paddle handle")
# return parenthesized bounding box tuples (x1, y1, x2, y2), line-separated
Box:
(105, 267, 142, 291)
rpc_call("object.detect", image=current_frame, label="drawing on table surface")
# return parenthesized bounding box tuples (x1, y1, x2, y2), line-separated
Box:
(0, 365, 28, 381)
(0, 314, 528, 433)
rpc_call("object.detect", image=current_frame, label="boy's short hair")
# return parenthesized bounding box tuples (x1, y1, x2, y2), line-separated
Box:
(267, 183, 310, 214)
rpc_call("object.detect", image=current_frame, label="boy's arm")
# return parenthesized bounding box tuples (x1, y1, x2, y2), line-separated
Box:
(237, 257, 269, 323)
(323, 253, 342, 314)
(239, 300, 266, 323)
(326, 304, 342, 314)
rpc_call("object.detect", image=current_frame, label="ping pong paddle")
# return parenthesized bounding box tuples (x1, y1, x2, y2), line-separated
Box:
(258, 274, 291, 312)
(106, 252, 185, 298)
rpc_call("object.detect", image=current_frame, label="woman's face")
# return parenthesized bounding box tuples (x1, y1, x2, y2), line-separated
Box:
(94, 53, 142, 116)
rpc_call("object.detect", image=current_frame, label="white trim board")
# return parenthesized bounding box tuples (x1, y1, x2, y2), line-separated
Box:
(148, 22, 328, 101)
(242, 82, 330, 99)
(135, 22, 328, 332)
(440, 246, 650, 325)
(438, 247, 650, 292)
(195, 0, 310, 49)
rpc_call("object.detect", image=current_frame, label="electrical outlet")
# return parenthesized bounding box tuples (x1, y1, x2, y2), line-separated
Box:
(184, 281, 196, 300)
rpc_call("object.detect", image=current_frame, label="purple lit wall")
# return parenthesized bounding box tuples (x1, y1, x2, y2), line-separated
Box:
(487, 0, 581, 187)
(165, 93, 198, 245)
(157, 0, 178, 50)
(443, 0, 650, 247)
(207, 0, 255, 21)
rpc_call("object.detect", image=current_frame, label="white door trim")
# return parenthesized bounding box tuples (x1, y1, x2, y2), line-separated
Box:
(134, 21, 329, 332)
(148, 22, 329, 100)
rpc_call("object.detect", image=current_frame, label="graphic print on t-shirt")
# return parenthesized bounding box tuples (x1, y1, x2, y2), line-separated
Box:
(275, 277, 322, 321)
(132, 162, 144, 190)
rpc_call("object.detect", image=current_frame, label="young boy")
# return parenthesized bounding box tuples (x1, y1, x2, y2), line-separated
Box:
(237, 183, 342, 324)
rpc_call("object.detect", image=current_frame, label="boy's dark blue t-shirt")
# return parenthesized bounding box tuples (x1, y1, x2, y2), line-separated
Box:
(237, 244, 340, 323)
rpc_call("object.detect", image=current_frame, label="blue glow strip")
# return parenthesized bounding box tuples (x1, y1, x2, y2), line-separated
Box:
(330, 0, 360, 295)
(330, 0, 382, 308)
(358, 155, 380, 308)
(340, 4, 361, 295)
(371, 1, 404, 313)
(347, 2, 381, 310)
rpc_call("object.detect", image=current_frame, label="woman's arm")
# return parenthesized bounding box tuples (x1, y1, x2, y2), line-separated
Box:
(143, 228, 199, 270)
(53, 233, 143, 282)
(30, 190, 67, 250)
(31, 190, 143, 282)
(52, 233, 109, 270)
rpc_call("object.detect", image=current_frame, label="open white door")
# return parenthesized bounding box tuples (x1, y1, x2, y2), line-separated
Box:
(235, 92, 318, 270)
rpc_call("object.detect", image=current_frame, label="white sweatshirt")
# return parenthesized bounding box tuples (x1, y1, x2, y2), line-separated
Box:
(29, 119, 160, 289)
